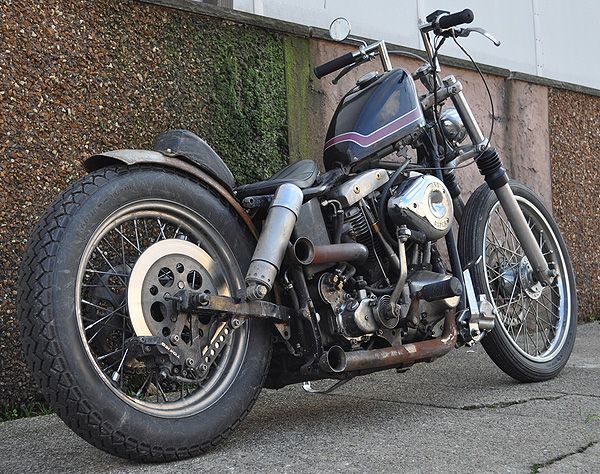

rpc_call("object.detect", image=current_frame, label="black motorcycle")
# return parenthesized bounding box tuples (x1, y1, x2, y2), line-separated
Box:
(18, 9, 576, 462)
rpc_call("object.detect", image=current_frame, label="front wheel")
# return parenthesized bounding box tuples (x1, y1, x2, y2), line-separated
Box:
(458, 181, 577, 382)
(18, 166, 272, 461)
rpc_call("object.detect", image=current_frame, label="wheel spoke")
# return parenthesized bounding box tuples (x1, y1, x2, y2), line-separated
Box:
(77, 209, 241, 414)
(132, 373, 151, 399)
(115, 226, 143, 255)
(94, 245, 128, 287)
(82, 301, 127, 330)
(156, 218, 167, 242)
(481, 198, 570, 363)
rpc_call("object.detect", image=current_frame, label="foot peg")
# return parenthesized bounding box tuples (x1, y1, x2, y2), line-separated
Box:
(415, 277, 462, 302)
(460, 268, 496, 345)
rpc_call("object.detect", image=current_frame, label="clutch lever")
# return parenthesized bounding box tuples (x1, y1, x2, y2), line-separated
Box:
(455, 27, 501, 47)
(331, 52, 373, 85)
(332, 63, 357, 85)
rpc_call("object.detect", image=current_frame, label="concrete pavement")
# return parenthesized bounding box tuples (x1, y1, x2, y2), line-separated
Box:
(1, 322, 599, 473)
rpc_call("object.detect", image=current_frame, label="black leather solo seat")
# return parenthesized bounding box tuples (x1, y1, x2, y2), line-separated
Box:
(234, 160, 319, 198)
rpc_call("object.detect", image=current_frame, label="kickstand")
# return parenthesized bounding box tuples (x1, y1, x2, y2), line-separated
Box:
(302, 378, 353, 395)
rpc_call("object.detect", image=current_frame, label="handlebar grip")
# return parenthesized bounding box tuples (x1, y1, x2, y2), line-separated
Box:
(438, 9, 474, 29)
(313, 52, 356, 79)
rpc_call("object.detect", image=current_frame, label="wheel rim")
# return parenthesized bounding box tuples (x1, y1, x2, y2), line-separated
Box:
(482, 196, 571, 362)
(75, 199, 249, 417)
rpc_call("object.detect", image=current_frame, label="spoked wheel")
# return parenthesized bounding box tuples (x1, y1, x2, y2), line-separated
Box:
(459, 181, 577, 382)
(18, 166, 272, 461)
(78, 200, 247, 415)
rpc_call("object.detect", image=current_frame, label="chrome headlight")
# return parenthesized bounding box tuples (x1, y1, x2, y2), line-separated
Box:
(440, 108, 467, 144)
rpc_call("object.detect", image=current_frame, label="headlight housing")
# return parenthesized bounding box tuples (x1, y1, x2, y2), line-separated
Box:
(440, 108, 467, 144)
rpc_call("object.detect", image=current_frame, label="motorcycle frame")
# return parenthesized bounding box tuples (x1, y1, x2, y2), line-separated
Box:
(265, 23, 557, 381)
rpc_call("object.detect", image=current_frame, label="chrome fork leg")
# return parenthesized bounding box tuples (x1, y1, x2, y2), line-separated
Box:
(449, 85, 551, 284)
(494, 184, 550, 283)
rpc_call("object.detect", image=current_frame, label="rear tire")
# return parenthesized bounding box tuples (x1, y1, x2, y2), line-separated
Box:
(458, 181, 577, 382)
(18, 166, 272, 461)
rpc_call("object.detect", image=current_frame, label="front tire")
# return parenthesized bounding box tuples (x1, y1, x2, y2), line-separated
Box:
(18, 166, 272, 461)
(458, 181, 577, 382)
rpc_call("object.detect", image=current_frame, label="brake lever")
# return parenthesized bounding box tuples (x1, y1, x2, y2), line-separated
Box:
(332, 53, 373, 85)
(455, 27, 501, 47)
(332, 63, 357, 85)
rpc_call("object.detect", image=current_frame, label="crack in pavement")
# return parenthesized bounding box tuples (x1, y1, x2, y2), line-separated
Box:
(460, 395, 565, 411)
(531, 440, 598, 473)
(552, 390, 600, 399)
(326, 392, 566, 412)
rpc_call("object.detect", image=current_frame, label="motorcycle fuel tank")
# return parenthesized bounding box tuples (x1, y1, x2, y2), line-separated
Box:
(323, 68, 425, 171)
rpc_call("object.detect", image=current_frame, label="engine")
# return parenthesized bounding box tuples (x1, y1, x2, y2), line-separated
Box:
(387, 174, 453, 241)
(314, 170, 459, 345)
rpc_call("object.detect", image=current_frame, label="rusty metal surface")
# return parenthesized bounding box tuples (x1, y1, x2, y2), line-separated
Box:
(344, 310, 458, 372)
(85, 152, 259, 240)
(292, 237, 369, 265)
(191, 293, 292, 322)
(312, 243, 369, 265)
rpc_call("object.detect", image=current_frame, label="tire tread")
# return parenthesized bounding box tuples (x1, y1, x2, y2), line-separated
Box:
(458, 181, 577, 382)
(18, 166, 271, 461)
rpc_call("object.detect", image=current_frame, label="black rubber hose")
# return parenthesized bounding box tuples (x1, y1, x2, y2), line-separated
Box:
(333, 211, 344, 244)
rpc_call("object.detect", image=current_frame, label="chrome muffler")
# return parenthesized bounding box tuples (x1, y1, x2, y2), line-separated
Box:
(245, 183, 303, 300)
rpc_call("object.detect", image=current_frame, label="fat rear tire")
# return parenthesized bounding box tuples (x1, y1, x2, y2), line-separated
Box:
(18, 166, 272, 461)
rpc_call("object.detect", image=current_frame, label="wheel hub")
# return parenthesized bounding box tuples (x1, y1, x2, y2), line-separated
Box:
(519, 256, 543, 300)
(497, 261, 518, 298)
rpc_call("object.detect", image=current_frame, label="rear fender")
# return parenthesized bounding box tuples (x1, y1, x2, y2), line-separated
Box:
(84, 149, 258, 240)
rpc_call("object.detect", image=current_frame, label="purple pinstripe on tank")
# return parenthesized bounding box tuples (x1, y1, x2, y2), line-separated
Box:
(324, 107, 423, 150)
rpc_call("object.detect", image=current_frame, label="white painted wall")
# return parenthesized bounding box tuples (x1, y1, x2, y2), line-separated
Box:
(233, 0, 600, 90)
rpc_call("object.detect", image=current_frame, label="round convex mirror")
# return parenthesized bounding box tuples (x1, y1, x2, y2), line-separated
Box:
(329, 17, 351, 42)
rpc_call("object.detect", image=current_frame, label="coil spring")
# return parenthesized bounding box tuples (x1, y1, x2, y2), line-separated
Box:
(344, 205, 386, 267)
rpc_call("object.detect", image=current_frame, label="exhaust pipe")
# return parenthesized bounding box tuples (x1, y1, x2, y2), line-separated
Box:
(319, 345, 347, 373)
(343, 311, 457, 372)
(292, 237, 368, 266)
(245, 183, 303, 300)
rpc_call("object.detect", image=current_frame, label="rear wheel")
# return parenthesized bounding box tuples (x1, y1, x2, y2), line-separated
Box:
(458, 181, 577, 382)
(18, 166, 271, 461)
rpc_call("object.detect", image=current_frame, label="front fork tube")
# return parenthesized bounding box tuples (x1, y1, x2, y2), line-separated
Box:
(494, 184, 550, 283)
(448, 77, 551, 284)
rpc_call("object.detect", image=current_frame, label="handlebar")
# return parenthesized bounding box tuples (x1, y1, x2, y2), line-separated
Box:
(437, 9, 474, 30)
(314, 52, 358, 79)
(314, 8, 479, 81)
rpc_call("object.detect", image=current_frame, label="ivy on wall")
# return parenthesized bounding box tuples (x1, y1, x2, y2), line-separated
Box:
(0, 0, 289, 407)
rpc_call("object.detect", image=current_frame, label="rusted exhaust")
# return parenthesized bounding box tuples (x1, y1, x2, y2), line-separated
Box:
(292, 237, 368, 265)
(343, 311, 458, 372)
(319, 345, 347, 373)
